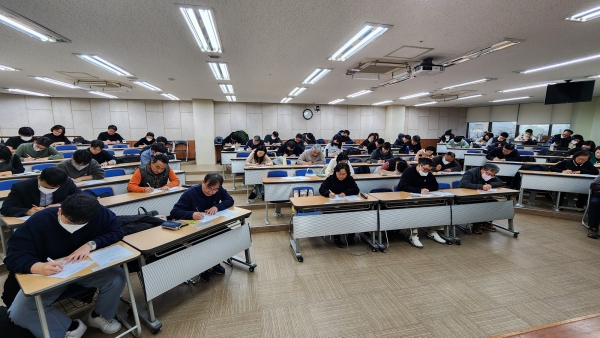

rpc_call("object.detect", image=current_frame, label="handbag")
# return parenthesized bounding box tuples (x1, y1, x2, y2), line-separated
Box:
(138, 207, 159, 217)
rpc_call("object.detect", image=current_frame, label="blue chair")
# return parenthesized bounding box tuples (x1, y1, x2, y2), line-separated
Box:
(267, 152, 275, 157)
(467, 150, 482, 153)
(237, 152, 250, 158)
(519, 151, 534, 156)
(268, 171, 288, 216)
(370, 188, 392, 193)
(104, 169, 126, 177)
(305, 145, 312, 150)
(0, 179, 22, 191)
(516, 146, 524, 150)
(317, 139, 325, 144)
(106, 150, 115, 156)
(32, 163, 56, 171)
(353, 168, 358, 174)
(533, 147, 546, 151)
(103, 145, 108, 149)
(452, 181, 460, 188)
(393, 185, 399, 192)
(326, 158, 332, 164)
(439, 183, 451, 189)
(62, 152, 75, 158)
(124, 149, 140, 155)
(295, 169, 314, 176)
(112, 144, 128, 148)
(56, 145, 77, 151)
(85, 187, 115, 197)
(286, 160, 292, 165)
(348, 158, 362, 163)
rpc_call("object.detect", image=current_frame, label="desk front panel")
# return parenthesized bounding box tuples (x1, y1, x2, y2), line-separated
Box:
(245, 166, 324, 185)
(380, 206, 451, 231)
(105, 191, 185, 215)
(437, 144, 448, 154)
(293, 210, 378, 239)
(520, 172, 594, 194)
(464, 154, 487, 168)
(221, 152, 237, 165)
(451, 200, 514, 225)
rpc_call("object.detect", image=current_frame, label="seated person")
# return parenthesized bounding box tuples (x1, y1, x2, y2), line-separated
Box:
(170, 173, 233, 281)
(458, 164, 502, 233)
(338, 130, 354, 144)
(4, 127, 35, 152)
(276, 140, 302, 157)
(414, 146, 436, 161)
(586, 174, 600, 239)
(393, 133, 406, 148)
(486, 143, 522, 162)
(367, 138, 384, 154)
(369, 142, 392, 163)
(568, 134, 584, 151)
(590, 146, 600, 167)
(303, 133, 317, 145)
(246, 146, 273, 199)
(569, 140, 595, 156)
(550, 151, 599, 176)
(264, 131, 281, 146)
(397, 158, 445, 247)
(134, 132, 155, 148)
(140, 136, 171, 154)
(223, 132, 243, 146)
(127, 154, 180, 192)
(318, 163, 359, 247)
(55, 150, 105, 183)
(5, 194, 125, 338)
(514, 128, 537, 145)
(297, 144, 325, 165)
(141, 144, 169, 166)
(360, 133, 378, 150)
(324, 135, 343, 157)
(474, 132, 493, 147)
(0, 144, 25, 176)
(244, 135, 264, 151)
(43, 125, 71, 146)
(432, 152, 462, 172)
(1, 167, 81, 217)
(88, 140, 117, 166)
(447, 136, 469, 148)
(324, 151, 354, 176)
(407, 135, 422, 154)
(97, 124, 124, 144)
(15, 137, 64, 162)
(548, 129, 573, 149)
(293, 133, 305, 152)
(438, 130, 454, 144)
(486, 132, 509, 151)
(379, 156, 409, 175)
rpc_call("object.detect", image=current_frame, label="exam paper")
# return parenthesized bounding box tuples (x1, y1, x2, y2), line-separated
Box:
(216, 209, 238, 217)
(46, 261, 94, 279)
(17, 216, 30, 221)
(477, 189, 498, 193)
(148, 189, 162, 194)
(77, 180, 106, 186)
(344, 195, 361, 201)
(430, 191, 454, 197)
(89, 245, 134, 267)
(329, 195, 345, 201)
(409, 193, 434, 197)
(13, 172, 36, 176)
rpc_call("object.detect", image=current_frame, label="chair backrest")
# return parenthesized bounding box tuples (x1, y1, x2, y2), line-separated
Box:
(353, 167, 358, 174)
(305, 145, 312, 150)
(519, 151, 534, 156)
(466, 150, 482, 153)
(393, 185, 399, 192)
(87, 187, 115, 197)
(533, 147, 546, 151)
(266, 152, 275, 157)
(32, 163, 56, 171)
(408, 157, 414, 161)
(516, 146, 524, 150)
(348, 158, 362, 163)
(174, 140, 188, 146)
(326, 158, 332, 164)
(267, 170, 288, 178)
(56, 145, 77, 151)
(237, 152, 250, 158)
(112, 144, 128, 148)
(317, 139, 325, 144)
(286, 159, 291, 164)
(124, 149, 140, 155)
(104, 169, 126, 177)
(106, 150, 115, 156)
(103, 145, 108, 149)
(370, 188, 392, 193)
(62, 152, 75, 158)
(439, 183, 451, 189)
(295, 169, 314, 176)
(291, 186, 314, 197)
(0, 179, 22, 191)
(452, 181, 460, 188)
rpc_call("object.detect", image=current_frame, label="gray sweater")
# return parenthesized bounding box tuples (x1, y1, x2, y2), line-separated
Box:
(297, 149, 325, 164)
(55, 159, 105, 180)
(458, 167, 502, 189)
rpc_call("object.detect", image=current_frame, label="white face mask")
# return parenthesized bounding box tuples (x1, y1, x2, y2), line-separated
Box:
(33, 145, 42, 152)
(21, 136, 32, 141)
(418, 168, 429, 176)
(146, 138, 153, 142)
(571, 140, 578, 144)
(481, 173, 493, 181)
(442, 158, 450, 165)
(72, 162, 88, 170)
(39, 184, 58, 195)
(58, 212, 88, 233)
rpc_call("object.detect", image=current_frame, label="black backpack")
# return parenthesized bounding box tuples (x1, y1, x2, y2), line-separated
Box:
(347, 147, 362, 155)
(116, 154, 141, 163)
(0, 305, 35, 338)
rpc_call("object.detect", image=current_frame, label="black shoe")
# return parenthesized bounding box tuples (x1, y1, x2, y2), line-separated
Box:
(347, 235, 355, 246)
(249, 192, 257, 199)
(200, 270, 212, 281)
(333, 235, 345, 248)
(588, 228, 599, 239)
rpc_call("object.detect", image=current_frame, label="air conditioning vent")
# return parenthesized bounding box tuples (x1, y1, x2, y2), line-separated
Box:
(75, 80, 133, 92)
(346, 61, 410, 80)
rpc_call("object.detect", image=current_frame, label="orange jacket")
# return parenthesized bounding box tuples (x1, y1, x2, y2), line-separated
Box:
(127, 167, 180, 192)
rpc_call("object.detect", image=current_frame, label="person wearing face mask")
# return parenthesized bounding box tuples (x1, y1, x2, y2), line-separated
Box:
(438, 130, 454, 144)
(432, 152, 462, 172)
(0, 144, 25, 176)
(127, 154, 180, 192)
(458, 164, 502, 233)
(4, 194, 125, 338)
(570, 140, 595, 156)
(590, 146, 600, 167)
(446, 136, 469, 149)
(4, 127, 35, 153)
(368, 142, 393, 163)
(43, 124, 72, 146)
(55, 150, 105, 183)
(486, 143, 522, 162)
(133, 132, 155, 148)
(514, 128, 537, 145)
(1, 167, 80, 217)
(397, 158, 445, 246)
(567, 134, 584, 151)
(486, 132, 510, 151)
(14, 137, 64, 162)
(548, 129, 573, 150)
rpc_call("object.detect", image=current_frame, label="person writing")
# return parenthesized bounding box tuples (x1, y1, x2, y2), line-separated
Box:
(368, 142, 392, 163)
(14, 137, 64, 162)
(276, 140, 302, 157)
(55, 150, 105, 183)
(246, 145, 273, 199)
(446, 136, 469, 148)
(324, 135, 343, 157)
(0, 144, 25, 176)
(4, 127, 35, 153)
(87, 140, 117, 166)
(432, 152, 462, 172)
(458, 164, 503, 233)
(97, 125, 125, 145)
(438, 130, 454, 144)
(550, 151, 599, 175)
(413, 146, 436, 161)
(127, 154, 180, 192)
(297, 144, 325, 165)
(323, 151, 354, 176)
(133, 132, 155, 148)
(264, 131, 281, 146)
(486, 143, 522, 162)
(379, 156, 409, 175)
(43, 125, 72, 146)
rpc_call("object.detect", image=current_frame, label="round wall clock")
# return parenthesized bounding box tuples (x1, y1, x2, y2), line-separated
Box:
(303, 109, 313, 120)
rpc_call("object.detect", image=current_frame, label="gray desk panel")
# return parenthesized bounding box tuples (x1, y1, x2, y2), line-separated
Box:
(293, 210, 378, 239)
(379, 206, 451, 231)
(520, 173, 593, 194)
(108, 192, 184, 216)
(451, 200, 514, 225)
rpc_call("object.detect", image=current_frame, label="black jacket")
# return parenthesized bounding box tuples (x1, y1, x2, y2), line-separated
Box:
(0, 177, 81, 217)
(276, 144, 302, 156)
(319, 174, 359, 196)
(549, 134, 571, 149)
(369, 148, 393, 162)
(0, 154, 25, 174)
(134, 137, 155, 147)
(97, 131, 124, 143)
(438, 134, 454, 143)
(87, 148, 116, 165)
(397, 166, 438, 193)
(486, 148, 522, 161)
(550, 159, 599, 175)
(223, 133, 243, 145)
(42, 133, 71, 144)
(4, 136, 33, 150)
(431, 155, 462, 172)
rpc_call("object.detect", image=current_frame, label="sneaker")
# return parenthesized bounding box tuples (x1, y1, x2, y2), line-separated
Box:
(273, 212, 283, 217)
(471, 223, 482, 235)
(86, 311, 121, 334)
(480, 222, 496, 232)
(248, 192, 257, 199)
(213, 264, 225, 274)
(333, 235, 345, 248)
(588, 228, 599, 239)
(200, 269, 212, 281)
(427, 230, 446, 244)
(409, 234, 423, 248)
(64, 319, 87, 338)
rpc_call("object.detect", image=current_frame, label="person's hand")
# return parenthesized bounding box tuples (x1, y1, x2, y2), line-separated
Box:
(193, 212, 204, 220)
(65, 243, 92, 264)
(159, 185, 169, 191)
(24, 157, 35, 162)
(482, 184, 492, 191)
(205, 206, 218, 215)
(444, 169, 452, 172)
(72, 177, 84, 183)
(552, 142, 557, 146)
(26, 205, 45, 216)
(0, 171, 11, 177)
(283, 153, 288, 157)
(144, 187, 154, 193)
(436, 164, 442, 171)
(409, 152, 414, 155)
(562, 170, 573, 174)
(573, 171, 581, 175)
(378, 160, 384, 164)
(421, 188, 429, 194)
(32, 261, 64, 276)
(329, 192, 335, 198)
(101, 162, 108, 166)
(37, 157, 49, 161)
(393, 170, 400, 175)
(265, 142, 270, 145)
(339, 192, 346, 197)
(46, 203, 61, 207)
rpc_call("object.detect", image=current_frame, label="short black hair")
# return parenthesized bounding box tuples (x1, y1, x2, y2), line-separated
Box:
(582, 140, 596, 148)
(525, 129, 533, 134)
(425, 146, 436, 152)
(151, 154, 169, 164)
(286, 140, 296, 148)
(343, 130, 350, 135)
(453, 136, 463, 142)
(500, 132, 509, 138)
(295, 133, 303, 139)
(382, 142, 391, 150)
(72, 149, 93, 165)
(156, 136, 168, 145)
(334, 162, 350, 174)
(272, 131, 279, 137)
(90, 140, 104, 149)
(445, 130, 452, 135)
(108, 125, 118, 131)
(573, 150, 591, 159)
(403, 134, 411, 140)
(305, 133, 314, 140)
(40, 166, 68, 187)
(564, 129, 573, 134)
(151, 144, 168, 153)
(376, 138, 385, 145)
(336, 151, 349, 162)
(203, 172, 224, 187)
(50, 125, 65, 134)
(486, 133, 494, 139)
(412, 135, 421, 143)
(146, 132, 155, 137)
(572, 134, 584, 141)
(0, 144, 12, 161)
(445, 152, 456, 158)
(61, 194, 100, 224)
(35, 137, 52, 148)
(504, 143, 516, 151)
(18, 127, 34, 136)
(418, 158, 433, 167)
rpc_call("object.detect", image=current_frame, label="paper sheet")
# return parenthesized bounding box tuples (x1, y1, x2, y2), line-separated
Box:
(89, 245, 134, 267)
(344, 195, 361, 201)
(46, 261, 94, 279)
(409, 193, 434, 197)
(17, 216, 30, 221)
(148, 189, 162, 194)
(430, 191, 454, 197)
(281, 176, 309, 181)
(329, 195, 345, 201)
(13, 172, 36, 176)
(77, 180, 106, 186)
(216, 209, 238, 217)
(477, 189, 498, 193)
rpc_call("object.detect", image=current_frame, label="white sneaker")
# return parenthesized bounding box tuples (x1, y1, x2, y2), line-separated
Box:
(63, 319, 87, 338)
(428, 230, 446, 244)
(409, 234, 423, 248)
(87, 311, 122, 334)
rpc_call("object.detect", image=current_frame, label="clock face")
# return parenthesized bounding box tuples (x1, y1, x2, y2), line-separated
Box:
(303, 109, 313, 120)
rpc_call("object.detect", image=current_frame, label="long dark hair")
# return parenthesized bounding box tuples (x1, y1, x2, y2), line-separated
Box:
(253, 145, 267, 164)
(331, 135, 342, 149)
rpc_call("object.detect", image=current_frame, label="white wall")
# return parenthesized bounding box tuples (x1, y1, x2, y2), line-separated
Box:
(405, 106, 468, 138)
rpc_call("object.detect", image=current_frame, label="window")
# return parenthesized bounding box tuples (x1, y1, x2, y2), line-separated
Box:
(468, 122, 490, 139)
(551, 124, 571, 136)
(516, 124, 549, 140)
(491, 122, 517, 138)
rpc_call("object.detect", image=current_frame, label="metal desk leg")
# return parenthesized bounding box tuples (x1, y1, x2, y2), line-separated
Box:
(131, 257, 162, 334)
(490, 196, 519, 238)
(359, 204, 384, 252)
(35, 295, 51, 338)
(582, 190, 592, 228)
(0, 225, 7, 258)
(516, 187, 525, 207)
(116, 263, 142, 337)
(527, 190, 537, 205)
(232, 173, 237, 190)
(222, 164, 226, 179)
(555, 192, 561, 211)
(289, 210, 303, 262)
(246, 184, 250, 204)
(265, 201, 270, 225)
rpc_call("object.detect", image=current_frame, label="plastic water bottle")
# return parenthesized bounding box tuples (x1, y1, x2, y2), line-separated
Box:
(405, 147, 410, 154)
(550, 144, 555, 151)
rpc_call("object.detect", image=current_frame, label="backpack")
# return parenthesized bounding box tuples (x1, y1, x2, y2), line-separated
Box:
(0, 305, 35, 338)
(117, 213, 164, 236)
(347, 148, 362, 155)
(116, 154, 141, 163)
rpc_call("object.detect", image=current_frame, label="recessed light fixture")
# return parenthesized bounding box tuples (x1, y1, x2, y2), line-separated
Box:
(302, 68, 332, 84)
(6, 88, 50, 96)
(288, 87, 306, 97)
(328, 99, 345, 104)
(280, 97, 293, 103)
(31, 76, 77, 89)
(0, 64, 20, 71)
(161, 93, 180, 100)
(179, 6, 222, 53)
(226, 95, 236, 101)
(454, 94, 483, 101)
(89, 91, 118, 99)
(588, 75, 600, 79)
(414, 101, 436, 106)
(398, 92, 431, 100)
(207, 62, 230, 80)
(0, 5, 70, 42)
(329, 23, 392, 61)
(566, 5, 600, 22)
(442, 38, 523, 68)
(74, 54, 133, 76)
(372, 100, 393, 106)
(442, 78, 494, 90)
(490, 96, 531, 103)
(521, 53, 600, 74)
(347, 89, 373, 98)
(498, 83, 555, 93)
(220, 84, 234, 94)
(132, 81, 162, 91)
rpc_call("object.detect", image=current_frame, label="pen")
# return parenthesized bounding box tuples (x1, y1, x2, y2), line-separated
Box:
(47, 257, 54, 262)
(147, 183, 151, 188)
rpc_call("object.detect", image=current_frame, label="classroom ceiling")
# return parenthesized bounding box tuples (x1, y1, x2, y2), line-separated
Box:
(0, 0, 599, 107)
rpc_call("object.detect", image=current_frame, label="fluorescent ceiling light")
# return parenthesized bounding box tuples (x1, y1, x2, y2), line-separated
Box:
(288, 87, 306, 97)
(442, 38, 523, 67)
(75, 54, 133, 76)
(490, 96, 531, 103)
(0, 64, 20, 71)
(498, 83, 555, 93)
(379, 74, 413, 87)
(0, 5, 70, 42)
(208, 62, 230, 80)
(179, 7, 222, 53)
(566, 5, 600, 22)
(329, 23, 391, 61)
(442, 78, 493, 90)
(6, 88, 50, 96)
(347, 89, 373, 98)
(328, 99, 345, 105)
(302, 68, 331, 84)
(588, 75, 600, 79)
(32, 76, 77, 89)
(89, 91, 118, 99)
(132, 81, 162, 91)
(454, 94, 483, 101)
(226, 95, 236, 101)
(372, 100, 393, 106)
(399, 92, 431, 100)
(521, 53, 600, 74)
(414, 101, 436, 106)
(161, 93, 180, 100)
(220, 84, 234, 94)
(280, 97, 293, 103)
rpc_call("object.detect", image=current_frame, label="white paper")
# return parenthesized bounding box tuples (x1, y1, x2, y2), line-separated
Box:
(430, 191, 454, 197)
(17, 216, 30, 221)
(148, 189, 162, 194)
(168, 186, 182, 191)
(89, 245, 134, 267)
(14, 172, 36, 176)
(77, 180, 105, 186)
(344, 195, 361, 201)
(409, 193, 434, 197)
(46, 261, 94, 279)
(216, 209, 238, 217)
(199, 214, 220, 223)
(329, 195, 345, 201)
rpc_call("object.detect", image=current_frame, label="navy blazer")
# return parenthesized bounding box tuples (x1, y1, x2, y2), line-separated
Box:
(0, 177, 82, 217)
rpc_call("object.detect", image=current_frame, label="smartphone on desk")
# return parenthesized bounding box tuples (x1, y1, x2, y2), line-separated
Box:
(359, 192, 368, 199)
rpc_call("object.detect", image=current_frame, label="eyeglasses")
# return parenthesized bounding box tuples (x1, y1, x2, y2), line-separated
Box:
(205, 186, 220, 193)
(483, 170, 495, 176)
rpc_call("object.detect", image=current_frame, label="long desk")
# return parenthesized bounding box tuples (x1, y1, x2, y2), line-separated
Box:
(488, 161, 557, 177)
(20, 160, 183, 173)
(464, 153, 567, 169)
(243, 164, 324, 194)
(436, 146, 483, 159)
(122, 207, 255, 333)
(516, 170, 596, 211)
(0, 172, 39, 181)
(15, 242, 142, 338)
